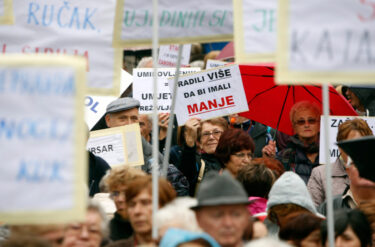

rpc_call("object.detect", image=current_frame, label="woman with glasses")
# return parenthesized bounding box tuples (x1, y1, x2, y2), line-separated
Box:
(103, 167, 146, 241)
(263, 101, 321, 184)
(215, 128, 255, 177)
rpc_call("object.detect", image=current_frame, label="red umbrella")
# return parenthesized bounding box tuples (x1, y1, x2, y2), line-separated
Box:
(216, 42, 234, 61)
(238, 65, 358, 136)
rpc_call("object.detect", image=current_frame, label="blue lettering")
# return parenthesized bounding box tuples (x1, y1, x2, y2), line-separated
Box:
(57, 1, 70, 28)
(16, 160, 64, 182)
(27, 2, 40, 25)
(42, 5, 54, 26)
(69, 7, 80, 29)
(0, 119, 15, 139)
(124, 10, 135, 27)
(83, 8, 97, 30)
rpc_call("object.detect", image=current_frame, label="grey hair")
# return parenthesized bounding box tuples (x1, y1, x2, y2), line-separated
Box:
(87, 199, 109, 238)
(137, 56, 153, 68)
(155, 197, 201, 232)
(244, 238, 292, 247)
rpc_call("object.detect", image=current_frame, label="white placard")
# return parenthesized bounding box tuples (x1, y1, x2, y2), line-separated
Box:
(158, 44, 192, 68)
(233, 0, 277, 63)
(113, 0, 233, 46)
(319, 116, 375, 164)
(133, 67, 201, 113)
(171, 64, 249, 125)
(87, 124, 144, 167)
(0, 0, 122, 94)
(0, 55, 86, 224)
(206, 59, 228, 69)
(277, 0, 375, 83)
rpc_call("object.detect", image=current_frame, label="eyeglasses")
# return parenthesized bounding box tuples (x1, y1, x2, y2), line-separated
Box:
(295, 118, 317, 126)
(201, 130, 223, 139)
(233, 152, 253, 159)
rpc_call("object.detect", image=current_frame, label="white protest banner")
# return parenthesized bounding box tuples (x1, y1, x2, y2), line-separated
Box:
(0, 55, 86, 224)
(170, 64, 249, 125)
(0, 0, 122, 95)
(206, 59, 228, 69)
(113, 0, 233, 47)
(158, 44, 191, 68)
(85, 95, 116, 129)
(277, 0, 375, 84)
(133, 67, 200, 114)
(0, 0, 13, 24)
(233, 0, 277, 63)
(319, 116, 375, 164)
(87, 124, 144, 167)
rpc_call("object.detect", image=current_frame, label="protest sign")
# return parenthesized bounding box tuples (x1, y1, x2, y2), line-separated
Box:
(277, 0, 375, 84)
(319, 116, 375, 164)
(85, 95, 116, 129)
(87, 124, 144, 167)
(0, 0, 122, 95)
(233, 0, 277, 63)
(170, 64, 249, 125)
(206, 59, 228, 69)
(0, 0, 13, 24)
(113, 0, 233, 47)
(133, 67, 200, 114)
(158, 44, 191, 68)
(0, 54, 86, 224)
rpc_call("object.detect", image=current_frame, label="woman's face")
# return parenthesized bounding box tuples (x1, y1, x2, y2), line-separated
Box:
(326, 226, 361, 247)
(339, 130, 364, 163)
(292, 109, 320, 141)
(226, 149, 252, 176)
(301, 229, 322, 247)
(110, 184, 127, 218)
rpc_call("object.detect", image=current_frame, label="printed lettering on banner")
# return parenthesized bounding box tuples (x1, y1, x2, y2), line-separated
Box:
(0, 0, 14, 24)
(113, 0, 233, 46)
(206, 59, 228, 69)
(277, 0, 375, 84)
(87, 124, 144, 167)
(170, 64, 249, 125)
(0, 0, 121, 95)
(133, 67, 201, 113)
(158, 44, 192, 68)
(233, 0, 277, 63)
(319, 116, 375, 164)
(0, 55, 86, 224)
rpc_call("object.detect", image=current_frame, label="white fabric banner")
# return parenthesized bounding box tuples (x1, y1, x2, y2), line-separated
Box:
(170, 64, 249, 125)
(319, 116, 375, 164)
(114, 0, 233, 46)
(133, 67, 200, 114)
(0, 0, 121, 94)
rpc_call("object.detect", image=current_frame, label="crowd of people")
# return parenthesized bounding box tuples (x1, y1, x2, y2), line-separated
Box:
(1, 46, 375, 247)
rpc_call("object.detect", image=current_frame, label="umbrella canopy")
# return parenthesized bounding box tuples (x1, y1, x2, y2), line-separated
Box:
(216, 42, 234, 61)
(238, 65, 358, 136)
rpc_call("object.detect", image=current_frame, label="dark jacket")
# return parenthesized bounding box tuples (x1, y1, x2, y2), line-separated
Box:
(179, 144, 222, 196)
(88, 152, 111, 197)
(277, 136, 320, 184)
(105, 236, 134, 247)
(109, 212, 133, 241)
(249, 122, 276, 158)
(317, 187, 353, 216)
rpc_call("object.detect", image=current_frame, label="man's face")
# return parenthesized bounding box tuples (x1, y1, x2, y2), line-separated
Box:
(200, 122, 224, 154)
(127, 189, 153, 236)
(62, 210, 103, 247)
(196, 205, 249, 247)
(345, 89, 363, 111)
(139, 115, 152, 140)
(105, 108, 139, 128)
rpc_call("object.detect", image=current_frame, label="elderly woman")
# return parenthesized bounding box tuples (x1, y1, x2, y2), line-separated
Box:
(215, 128, 255, 177)
(263, 101, 321, 184)
(106, 176, 176, 247)
(104, 166, 146, 241)
(307, 118, 373, 207)
(179, 117, 228, 196)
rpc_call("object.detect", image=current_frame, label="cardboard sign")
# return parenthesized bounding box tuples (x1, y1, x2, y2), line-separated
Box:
(206, 59, 228, 69)
(0, 0, 122, 95)
(133, 67, 200, 113)
(233, 0, 277, 63)
(0, 0, 13, 24)
(170, 64, 249, 125)
(113, 0, 233, 47)
(319, 116, 375, 164)
(158, 44, 192, 68)
(277, 0, 375, 84)
(87, 124, 144, 167)
(0, 55, 86, 224)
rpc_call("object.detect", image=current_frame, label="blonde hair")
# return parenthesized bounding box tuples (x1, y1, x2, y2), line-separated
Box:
(104, 166, 146, 191)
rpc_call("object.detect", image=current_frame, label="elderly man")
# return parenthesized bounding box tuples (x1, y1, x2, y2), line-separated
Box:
(193, 171, 250, 247)
(104, 97, 189, 196)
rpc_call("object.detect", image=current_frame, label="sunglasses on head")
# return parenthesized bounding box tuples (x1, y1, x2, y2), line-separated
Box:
(295, 118, 317, 126)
